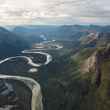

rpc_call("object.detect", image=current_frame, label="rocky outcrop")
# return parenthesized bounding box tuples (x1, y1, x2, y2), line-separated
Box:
(81, 51, 102, 87)
(81, 52, 97, 74)
(81, 44, 110, 88)
(80, 33, 99, 46)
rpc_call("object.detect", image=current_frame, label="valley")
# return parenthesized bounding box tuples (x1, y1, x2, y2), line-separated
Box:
(0, 38, 64, 110)
(0, 25, 110, 110)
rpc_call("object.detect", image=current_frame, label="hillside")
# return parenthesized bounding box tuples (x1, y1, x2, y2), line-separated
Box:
(42, 32, 110, 110)
(76, 33, 110, 110)
(0, 27, 29, 58)
(37, 33, 110, 110)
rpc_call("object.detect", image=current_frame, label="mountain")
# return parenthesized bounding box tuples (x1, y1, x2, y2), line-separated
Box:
(74, 32, 110, 110)
(11, 25, 110, 42)
(12, 26, 58, 42)
(0, 27, 29, 58)
(11, 25, 90, 41)
(42, 32, 110, 110)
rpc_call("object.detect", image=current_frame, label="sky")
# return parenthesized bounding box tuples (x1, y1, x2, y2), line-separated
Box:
(0, 0, 110, 25)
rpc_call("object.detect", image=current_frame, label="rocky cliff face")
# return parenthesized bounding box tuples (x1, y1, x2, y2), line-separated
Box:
(81, 52, 97, 74)
(81, 47, 109, 87)
(80, 44, 110, 110)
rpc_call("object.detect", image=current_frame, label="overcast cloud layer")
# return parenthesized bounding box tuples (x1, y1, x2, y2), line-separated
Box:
(0, 0, 110, 25)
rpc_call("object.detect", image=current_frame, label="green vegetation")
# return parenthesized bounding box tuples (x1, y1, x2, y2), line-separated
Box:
(41, 41, 82, 110)
(97, 59, 110, 110)
(73, 47, 95, 65)
(1, 26, 110, 110)
(78, 42, 110, 110)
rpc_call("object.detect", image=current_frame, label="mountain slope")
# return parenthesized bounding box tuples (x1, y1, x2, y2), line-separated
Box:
(76, 33, 110, 110)
(0, 27, 29, 58)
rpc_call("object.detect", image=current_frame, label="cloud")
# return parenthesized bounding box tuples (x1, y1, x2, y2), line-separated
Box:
(0, 0, 110, 25)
